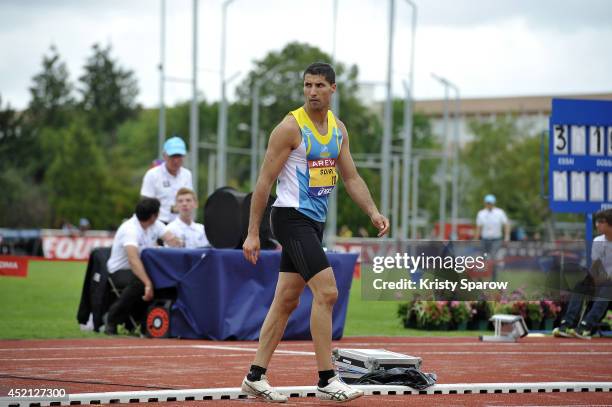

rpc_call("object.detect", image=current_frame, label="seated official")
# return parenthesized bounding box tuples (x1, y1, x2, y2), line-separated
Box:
(105, 197, 175, 335)
(553, 209, 612, 339)
(163, 187, 210, 248)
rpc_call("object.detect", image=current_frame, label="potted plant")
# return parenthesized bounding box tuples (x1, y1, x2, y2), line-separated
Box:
(449, 301, 473, 330)
(471, 300, 493, 330)
(397, 300, 417, 328)
(511, 300, 542, 329)
(540, 300, 561, 331)
(414, 301, 452, 330)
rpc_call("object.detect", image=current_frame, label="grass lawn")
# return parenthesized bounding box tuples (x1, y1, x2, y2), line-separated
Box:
(0, 260, 488, 340)
(0, 260, 100, 340)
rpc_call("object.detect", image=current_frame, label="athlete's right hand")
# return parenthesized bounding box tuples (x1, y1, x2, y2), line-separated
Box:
(243, 234, 261, 265)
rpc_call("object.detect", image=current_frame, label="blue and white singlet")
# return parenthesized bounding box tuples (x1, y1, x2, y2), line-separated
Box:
(272, 106, 343, 222)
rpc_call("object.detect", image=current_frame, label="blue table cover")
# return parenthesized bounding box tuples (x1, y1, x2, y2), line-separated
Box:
(141, 248, 358, 340)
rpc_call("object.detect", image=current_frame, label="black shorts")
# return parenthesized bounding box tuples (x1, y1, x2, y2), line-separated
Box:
(270, 207, 330, 282)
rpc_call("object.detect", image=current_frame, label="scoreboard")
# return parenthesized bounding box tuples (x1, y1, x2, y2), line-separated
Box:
(549, 98, 612, 213)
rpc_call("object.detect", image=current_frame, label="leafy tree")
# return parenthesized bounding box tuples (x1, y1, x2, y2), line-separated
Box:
(0, 96, 51, 227)
(461, 116, 550, 230)
(79, 43, 139, 149)
(23, 45, 77, 184)
(28, 45, 75, 129)
(0, 95, 24, 171)
(42, 119, 124, 229)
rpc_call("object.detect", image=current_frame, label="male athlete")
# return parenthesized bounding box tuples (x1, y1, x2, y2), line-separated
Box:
(241, 62, 389, 402)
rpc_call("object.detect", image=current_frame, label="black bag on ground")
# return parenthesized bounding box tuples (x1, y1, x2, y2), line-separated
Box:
(354, 367, 437, 390)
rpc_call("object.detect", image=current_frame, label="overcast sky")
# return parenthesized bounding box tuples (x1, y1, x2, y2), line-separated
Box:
(1, 0, 611, 110)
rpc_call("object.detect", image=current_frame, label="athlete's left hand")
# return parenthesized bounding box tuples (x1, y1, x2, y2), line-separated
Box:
(371, 213, 390, 237)
(243, 233, 261, 264)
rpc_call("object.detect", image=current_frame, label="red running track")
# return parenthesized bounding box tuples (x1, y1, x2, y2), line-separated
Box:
(1, 336, 611, 406)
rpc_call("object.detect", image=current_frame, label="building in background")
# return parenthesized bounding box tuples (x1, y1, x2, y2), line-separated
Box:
(415, 92, 612, 145)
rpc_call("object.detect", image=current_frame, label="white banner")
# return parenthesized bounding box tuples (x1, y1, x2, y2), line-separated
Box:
(41, 230, 114, 260)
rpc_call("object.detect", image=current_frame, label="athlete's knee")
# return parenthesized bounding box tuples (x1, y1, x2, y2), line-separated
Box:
(275, 291, 301, 313)
(313, 286, 338, 308)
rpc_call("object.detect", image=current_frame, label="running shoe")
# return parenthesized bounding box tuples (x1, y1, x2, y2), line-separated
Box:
(316, 375, 364, 402)
(571, 322, 593, 340)
(552, 324, 573, 338)
(241, 375, 288, 403)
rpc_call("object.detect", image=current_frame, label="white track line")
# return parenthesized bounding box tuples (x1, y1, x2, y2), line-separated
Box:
(418, 351, 612, 355)
(5, 350, 611, 362)
(0, 354, 250, 362)
(192, 344, 315, 355)
(0, 345, 244, 352)
(1, 381, 610, 406)
(1, 342, 611, 353)
(342, 342, 612, 347)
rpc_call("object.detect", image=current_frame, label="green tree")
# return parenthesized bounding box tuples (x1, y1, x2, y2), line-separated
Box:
(0, 95, 24, 171)
(0, 46, 76, 227)
(79, 43, 139, 150)
(42, 119, 125, 229)
(28, 45, 75, 129)
(461, 116, 549, 230)
(24, 45, 77, 184)
(0, 95, 51, 227)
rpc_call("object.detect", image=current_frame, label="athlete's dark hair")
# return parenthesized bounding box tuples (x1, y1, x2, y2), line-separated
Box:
(135, 197, 161, 222)
(303, 62, 335, 85)
(594, 208, 612, 226)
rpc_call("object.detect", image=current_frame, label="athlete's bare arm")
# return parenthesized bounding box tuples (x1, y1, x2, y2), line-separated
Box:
(336, 120, 390, 237)
(243, 116, 302, 264)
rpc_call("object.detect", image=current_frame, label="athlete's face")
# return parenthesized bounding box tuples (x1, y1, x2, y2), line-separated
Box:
(303, 74, 336, 111)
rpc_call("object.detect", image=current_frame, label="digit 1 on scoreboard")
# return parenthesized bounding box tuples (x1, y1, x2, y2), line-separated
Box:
(589, 126, 604, 156)
(608, 127, 612, 156)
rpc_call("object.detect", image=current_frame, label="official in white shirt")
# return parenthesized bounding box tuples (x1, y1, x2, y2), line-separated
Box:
(105, 198, 177, 335)
(141, 137, 193, 224)
(476, 194, 510, 240)
(163, 188, 210, 248)
(476, 194, 510, 257)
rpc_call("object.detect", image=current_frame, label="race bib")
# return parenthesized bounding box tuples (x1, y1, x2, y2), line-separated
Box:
(308, 158, 337, 197)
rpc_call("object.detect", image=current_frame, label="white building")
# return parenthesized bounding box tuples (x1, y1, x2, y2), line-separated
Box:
(415, 92, 612, 145)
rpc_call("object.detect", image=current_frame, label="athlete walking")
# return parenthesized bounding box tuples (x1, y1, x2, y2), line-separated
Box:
(241, 62, 389, 402)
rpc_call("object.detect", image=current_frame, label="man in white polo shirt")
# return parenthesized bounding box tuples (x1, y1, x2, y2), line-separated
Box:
(105, 197, 178, 334)
(163, 188, 210, 248)
(141, 136, 193, 224)
(476, 194, 510, 260)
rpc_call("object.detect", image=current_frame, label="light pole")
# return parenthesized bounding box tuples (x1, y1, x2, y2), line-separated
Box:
(250, 81, 260, 190)
(449, 83, 461, 239)
(158, 0, 166, 159)
(217, 0, 236, 189)
(381, 0, 395, 220)
(326, 0, 340, 247)
(432, 73, 450, 240)
(401, 0, 417, 240)
(190, 0, 199, 196)
(410, 150, 444, 239)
